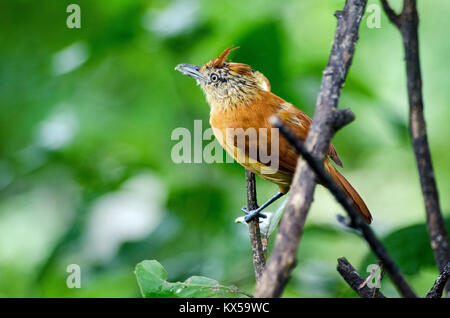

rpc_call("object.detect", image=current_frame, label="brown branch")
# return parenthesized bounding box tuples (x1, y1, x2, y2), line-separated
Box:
(381, 0, 450, 296)
(271, 116, 416, 297)
(245, 170, 266, 281)
(337, 258, 386, 298)
(426, 261, 450, 298)
(380, 0, 401, 27)
(254, 0, 369, 298)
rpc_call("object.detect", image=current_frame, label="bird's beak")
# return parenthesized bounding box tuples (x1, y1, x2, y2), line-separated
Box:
(174, 64, 206, 82)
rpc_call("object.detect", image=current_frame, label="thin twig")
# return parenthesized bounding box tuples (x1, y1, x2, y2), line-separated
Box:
(380, 0, 401, 27)
(359, 261, 381, 289)
(426, 261, 450, 298)
(245, 170, 266, 281)
(271, 115, 416, 298)
(337, 258, 386, 298)
(254, 0, 369, 298)
(381, 0, 450, 296)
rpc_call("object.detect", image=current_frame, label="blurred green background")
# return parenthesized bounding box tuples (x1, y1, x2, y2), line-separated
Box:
(0, 0, 449, 297)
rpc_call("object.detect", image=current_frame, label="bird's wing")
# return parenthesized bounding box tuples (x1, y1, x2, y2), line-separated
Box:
(210, 90, 342, 176)
(272, 97, 343, 173)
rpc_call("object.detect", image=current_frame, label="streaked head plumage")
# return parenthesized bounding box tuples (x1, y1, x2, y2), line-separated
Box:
(175, 47, 271, 110)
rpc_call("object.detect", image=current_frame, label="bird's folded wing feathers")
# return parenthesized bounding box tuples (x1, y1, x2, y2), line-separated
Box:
(274, 100, 343, 171)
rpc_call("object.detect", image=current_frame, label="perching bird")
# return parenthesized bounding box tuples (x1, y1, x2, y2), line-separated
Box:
(175, 47, 372, 224)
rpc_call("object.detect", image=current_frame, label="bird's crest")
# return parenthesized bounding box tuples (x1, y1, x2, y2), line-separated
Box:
(205, 47, 253, 76)
(211, 46, 239, 67)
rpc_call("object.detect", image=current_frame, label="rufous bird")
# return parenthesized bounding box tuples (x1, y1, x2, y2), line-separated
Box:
(175, 47, 372, 224)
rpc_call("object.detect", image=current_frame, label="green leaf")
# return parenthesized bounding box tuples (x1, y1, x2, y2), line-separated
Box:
(135, 260, 250, 298)
(361, 219, 450, 276)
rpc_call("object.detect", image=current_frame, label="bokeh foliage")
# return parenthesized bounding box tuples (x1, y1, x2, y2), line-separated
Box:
(0, 0, 449, 297)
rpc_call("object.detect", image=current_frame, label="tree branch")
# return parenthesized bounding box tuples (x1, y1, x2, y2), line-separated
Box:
(426, 261, 450, 298)
(380, 0, 401, 27)
(270, 116, 416, 298)
(337, 257, 386, 298)
(381, 0, 450, 296)
(254, 0, 369, 298)
(245, 170, 266, 281)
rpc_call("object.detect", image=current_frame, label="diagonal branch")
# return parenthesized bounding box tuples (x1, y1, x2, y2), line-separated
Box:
(337, 257, 386, 298)
(254, 0, 369, 298)
(245, 170, 266, 281)
(381, 0, 450, 296)
(271, 116, 416, 297)
(426, 261, 450, 298)
(380, 0, 401, 27)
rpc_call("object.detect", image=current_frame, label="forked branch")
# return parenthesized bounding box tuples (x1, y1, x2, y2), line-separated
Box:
(271, 116, 416, 298)
(254, 0, 369, 298)
(381, 0, 450, 296)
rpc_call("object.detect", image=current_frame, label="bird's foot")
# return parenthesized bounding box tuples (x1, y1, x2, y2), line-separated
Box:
(241, 206, 267, 223)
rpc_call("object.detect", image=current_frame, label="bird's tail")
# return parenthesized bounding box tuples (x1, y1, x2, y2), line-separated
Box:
(325, 161, 372, 224)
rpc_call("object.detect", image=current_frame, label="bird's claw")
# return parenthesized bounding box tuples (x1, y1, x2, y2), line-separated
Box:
(241, 206, 267, 223)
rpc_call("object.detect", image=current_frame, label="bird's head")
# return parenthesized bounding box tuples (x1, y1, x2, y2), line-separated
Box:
(175, 47, 270, 111)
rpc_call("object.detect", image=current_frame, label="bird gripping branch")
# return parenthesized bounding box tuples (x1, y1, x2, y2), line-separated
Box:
(175, 47, 372, 224)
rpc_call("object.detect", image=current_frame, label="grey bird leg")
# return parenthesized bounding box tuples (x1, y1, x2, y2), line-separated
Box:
(242, 191, 285, 223)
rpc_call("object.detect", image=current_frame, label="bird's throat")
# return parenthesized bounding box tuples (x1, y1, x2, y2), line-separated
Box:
(205, 87, 261, 113)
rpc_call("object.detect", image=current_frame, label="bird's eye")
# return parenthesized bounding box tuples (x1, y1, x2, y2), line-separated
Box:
(210, 73, 219, 83)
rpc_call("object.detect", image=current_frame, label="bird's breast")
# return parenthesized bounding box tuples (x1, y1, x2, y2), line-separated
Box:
(209, 104, 293, 188)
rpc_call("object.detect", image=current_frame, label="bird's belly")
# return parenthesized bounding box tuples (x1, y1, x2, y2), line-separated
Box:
(211, 125, 292, 190)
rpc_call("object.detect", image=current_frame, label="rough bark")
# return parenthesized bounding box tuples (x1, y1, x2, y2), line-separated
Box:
(245, 170, 266, 281)
(337, 258, 386, 298)
(426, 261, 450, 298)
(381, 0, 450, 296)
(254, 0, 369, 298)
(271, 116, 416, 297)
